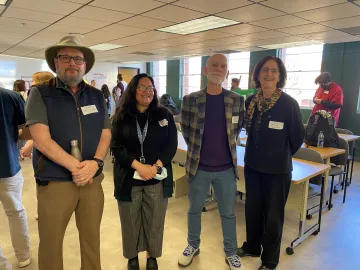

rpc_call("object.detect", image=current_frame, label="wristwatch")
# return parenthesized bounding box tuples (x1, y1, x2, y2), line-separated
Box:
(155, 164, 163, 174)
(92, 158, 104, 169)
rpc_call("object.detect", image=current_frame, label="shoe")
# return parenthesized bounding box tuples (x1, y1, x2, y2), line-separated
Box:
(127, 257, 139, 270)
(237, 247, 261, 258)
(258, 265, 276, 270)
(225, 254, 243, 269)
(178, 245, 200, 267)
(17, 257, 31, 268)
(146, 257, 158, 270)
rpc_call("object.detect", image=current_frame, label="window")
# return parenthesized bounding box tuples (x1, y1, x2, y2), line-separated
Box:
(224, 52, 250, 89)
(281, 44, 324, 108)
(180, 56, 202, 97)
(152, 60, 167, 97)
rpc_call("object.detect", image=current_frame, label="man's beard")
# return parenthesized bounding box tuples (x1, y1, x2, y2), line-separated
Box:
(58, 68, 83, 86)
(207, 73, 225, 85)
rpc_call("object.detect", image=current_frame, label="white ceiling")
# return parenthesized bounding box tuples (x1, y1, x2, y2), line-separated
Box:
(0, 0, 360, 63)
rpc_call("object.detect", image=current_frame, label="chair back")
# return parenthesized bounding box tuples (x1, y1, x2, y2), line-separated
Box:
(294, 148, 323, 185)
(336, 128, 355, 158)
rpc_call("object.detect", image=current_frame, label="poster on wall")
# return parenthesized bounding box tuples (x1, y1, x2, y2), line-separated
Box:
(88, 72, 107, 89)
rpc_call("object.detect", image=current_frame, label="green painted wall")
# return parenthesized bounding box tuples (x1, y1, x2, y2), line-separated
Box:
(322, 42, 360, 156)
(300, 108, 312, 124)
(166, 59, 181, 107)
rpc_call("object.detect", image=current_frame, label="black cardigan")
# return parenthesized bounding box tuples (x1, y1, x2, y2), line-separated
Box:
(245, 92, 305, 174)
(111, 106, 178, 201)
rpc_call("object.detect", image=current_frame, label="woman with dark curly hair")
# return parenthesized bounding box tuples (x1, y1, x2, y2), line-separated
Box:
(238, 56, 305, 270)
(111, 73, 177, 270)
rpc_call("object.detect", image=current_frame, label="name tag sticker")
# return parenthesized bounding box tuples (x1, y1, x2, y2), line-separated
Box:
(159, 119, 168, 127)
(269, 121, 284, 130)
(81, 105, 98, 115)
(324, 91, 329, 94)
(232, 116, 239, 124)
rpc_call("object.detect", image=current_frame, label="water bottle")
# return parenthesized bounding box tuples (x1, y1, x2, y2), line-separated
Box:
(317, 131, 324, 148)
(70, 140, 83, 161)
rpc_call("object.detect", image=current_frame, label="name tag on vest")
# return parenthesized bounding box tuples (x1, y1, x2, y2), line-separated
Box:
(81, 105, 98, 115)
(269, 121, 284, 130)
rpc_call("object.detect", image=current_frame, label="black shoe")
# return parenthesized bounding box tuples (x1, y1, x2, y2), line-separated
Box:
(237, 247, 261, 258)
(127, 257, 139, 270)
(146, 257, 158, 270)
(258, 265, 276, 270)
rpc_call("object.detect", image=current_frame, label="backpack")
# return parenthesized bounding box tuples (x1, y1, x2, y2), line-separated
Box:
(159, 94, 180, 115)
(305, 110, 339, 148)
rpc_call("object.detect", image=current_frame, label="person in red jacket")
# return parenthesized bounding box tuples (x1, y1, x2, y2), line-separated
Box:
(311, 72, 343, 126)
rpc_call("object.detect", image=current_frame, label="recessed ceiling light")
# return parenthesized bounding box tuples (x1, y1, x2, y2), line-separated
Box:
(157, 16, 240, 35)
(89, 43, 125, 51)
(259, 40, 323, 49)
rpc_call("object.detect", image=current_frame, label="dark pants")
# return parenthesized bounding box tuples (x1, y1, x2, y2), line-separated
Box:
(242, 166, 291, 268)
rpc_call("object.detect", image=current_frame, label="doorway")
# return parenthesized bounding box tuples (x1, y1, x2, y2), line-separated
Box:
(118, 67, 140, 83)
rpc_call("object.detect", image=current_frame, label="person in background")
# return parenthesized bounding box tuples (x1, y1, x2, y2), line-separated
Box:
(25, 36, 111, 270)
(13, 80, 28, 160)
(20, 71, 56, 221)
(0, 87, 32, 269)
(90, 79, 96, 88)
(13, 80, 27, 101)
(230, 77, 240, 91)
(111, 73, 177, 270)
(238, 56, 304, 270)
(178, 54, 245, 270)
(311, 72, 343, 126)
(118, 73, 128, 90)
(101, 84, 112, 117)
(112, 74, 125, 107)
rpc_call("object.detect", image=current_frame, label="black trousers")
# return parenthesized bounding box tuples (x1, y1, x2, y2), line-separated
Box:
(242, 166, 291, 268)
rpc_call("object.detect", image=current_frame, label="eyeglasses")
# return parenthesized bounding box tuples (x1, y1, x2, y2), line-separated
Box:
(137, 85, 155, 92)
(56, 55, 86, 65)
(261, 68, 279, 74)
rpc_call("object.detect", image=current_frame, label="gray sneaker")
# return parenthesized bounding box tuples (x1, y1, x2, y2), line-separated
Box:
(178, 245, 200, 267)
(225, 254, 243, 269)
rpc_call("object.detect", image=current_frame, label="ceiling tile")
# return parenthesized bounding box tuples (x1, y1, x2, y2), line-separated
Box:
(251, 15, 311, 29)
(262, 0, 347, 14)
(46, 24, 94, 35)
(217, 4, 285, 23)
(278, 23, 332, 35)
(241, 30, 290, 40)
(118, 16, 174, 30)
(323, 35, 360, 43)
(25, 48, 46, 59)
(142, 5, 206, 23)
(295, 3, 360, 23)
(11, 0, 82, 15)
(172, 0, 251, 14)
(71, 6, 133, 23)
(61, 0, 88, 3)
(3, 45, 41, 56)
(0, 6, 4, 13)
(215, 23, 267, 35)
(2, 7, 63, 23)
(320, 16, 360, 29)
(298, 30, 351, 40)
(111, 31, 179, 46)
(56, 16, 110, 31)
(0, 17, 49, 30)
(90, 0, 165, 14)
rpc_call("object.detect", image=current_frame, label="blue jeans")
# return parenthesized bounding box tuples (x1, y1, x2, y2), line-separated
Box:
(187, 168, 238, 257)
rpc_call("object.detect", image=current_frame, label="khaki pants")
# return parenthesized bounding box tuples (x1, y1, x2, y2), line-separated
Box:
(0, 170, 30, 266)
(37, 175, 104, 270)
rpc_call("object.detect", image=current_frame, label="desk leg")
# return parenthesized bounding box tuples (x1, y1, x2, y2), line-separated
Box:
(287, 180, 320, 255)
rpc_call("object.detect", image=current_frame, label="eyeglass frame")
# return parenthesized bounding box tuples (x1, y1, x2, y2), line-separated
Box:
(56, 55, 86, 65)
(260, 68, 279, 74)
(137, 84, 156, 92)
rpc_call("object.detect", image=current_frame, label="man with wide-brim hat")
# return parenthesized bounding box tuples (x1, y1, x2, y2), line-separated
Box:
(25, 36, 112, 270)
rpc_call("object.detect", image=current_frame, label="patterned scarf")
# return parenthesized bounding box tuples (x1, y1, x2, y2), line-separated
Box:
(246, 88, 282, 132)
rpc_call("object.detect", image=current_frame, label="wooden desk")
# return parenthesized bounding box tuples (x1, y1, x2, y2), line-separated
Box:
(175, 132, 330, 254)
(338, 133, 360, 142)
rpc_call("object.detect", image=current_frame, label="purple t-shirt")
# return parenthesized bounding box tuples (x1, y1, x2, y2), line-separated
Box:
(198, 92, 233, 172)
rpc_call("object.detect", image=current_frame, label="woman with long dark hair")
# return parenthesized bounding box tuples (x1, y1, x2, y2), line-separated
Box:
(100, 84, 112, 116)
(13, 80, 27, 101)
(111, 73, 177, 270)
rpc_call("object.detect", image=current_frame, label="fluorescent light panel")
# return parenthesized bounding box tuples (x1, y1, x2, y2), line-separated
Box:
(89, 43, 125, 51)
(157, 16, 240, 35)
(0, 0, 8, 5)
(259, 40, 323, 50)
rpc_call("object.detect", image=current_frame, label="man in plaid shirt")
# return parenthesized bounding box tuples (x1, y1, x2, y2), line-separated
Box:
(178, 54, 245, 270)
